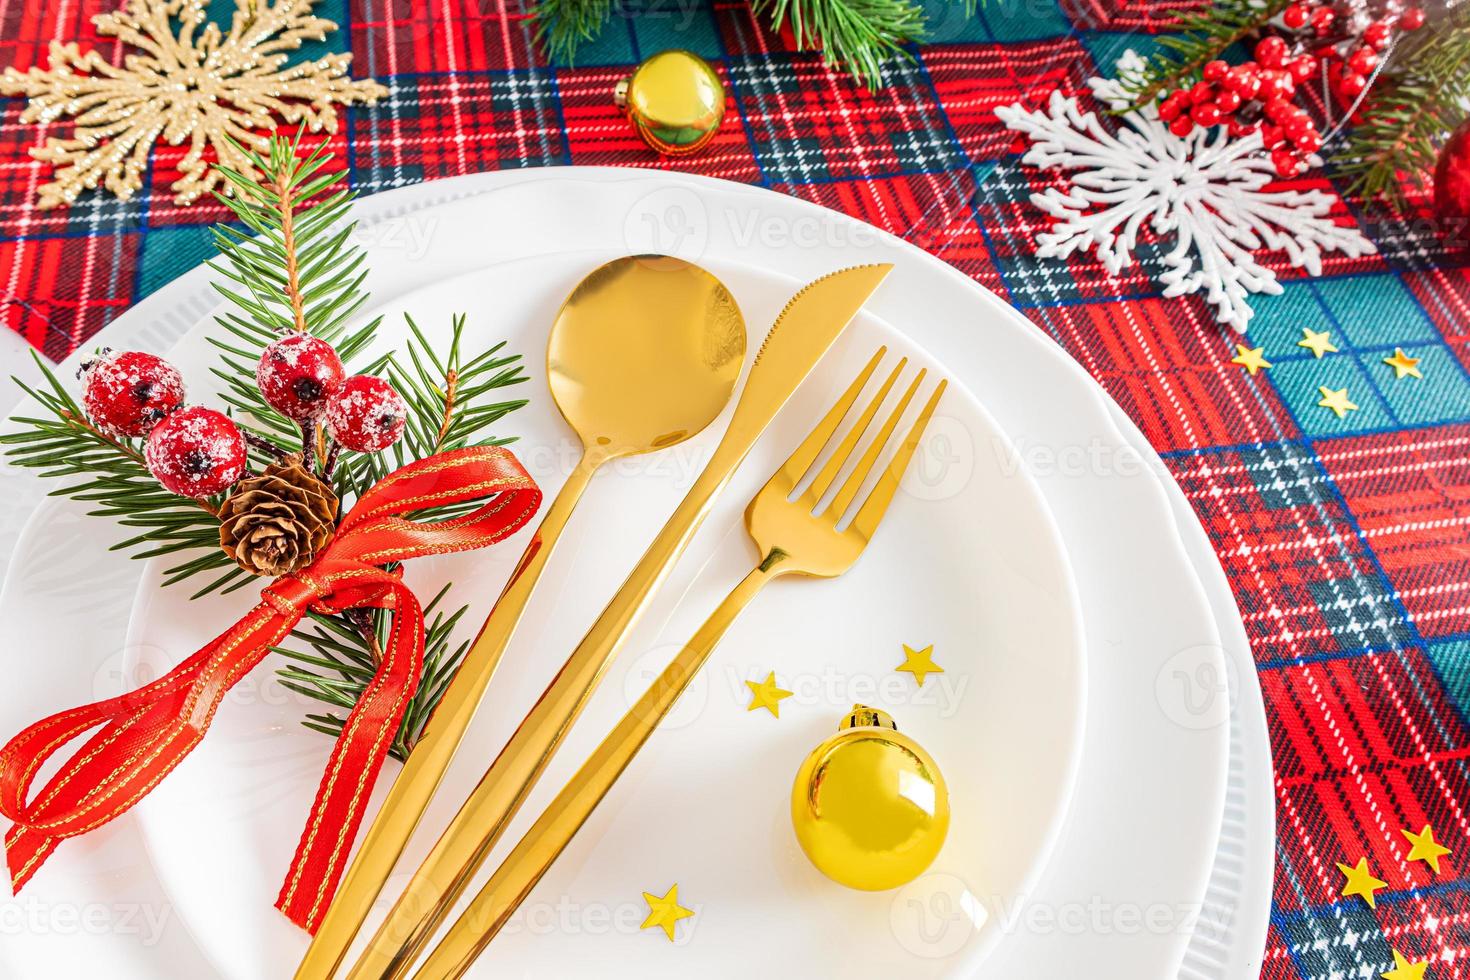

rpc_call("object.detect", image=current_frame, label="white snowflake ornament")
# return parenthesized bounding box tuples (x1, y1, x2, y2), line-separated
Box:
(995, 51, 1376, 332)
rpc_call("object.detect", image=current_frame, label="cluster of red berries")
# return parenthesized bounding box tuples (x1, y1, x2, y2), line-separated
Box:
(1155, 3, 1425, 178)
(79, 334, 408, 499)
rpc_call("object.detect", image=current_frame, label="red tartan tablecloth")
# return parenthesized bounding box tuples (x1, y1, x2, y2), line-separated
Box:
(5, 1, 1470, 978)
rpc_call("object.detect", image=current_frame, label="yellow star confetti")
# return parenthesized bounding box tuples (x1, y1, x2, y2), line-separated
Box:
(641, 883, 695, 942)
(1298, 328, 1340, 358)
(745, 671, 793, 717)
(1384, 348, 1424, 380)
(1382, 949, 1429, 980)
(1231, 344, 1272, 375)
(1318, 386, 1360, 419)
(1402, 824, 1451, 875)
(896, 644, 944, 686)
(1337, 857, 1388, 908)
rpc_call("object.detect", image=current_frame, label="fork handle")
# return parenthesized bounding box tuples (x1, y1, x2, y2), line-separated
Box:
(409, 561, 777, 980)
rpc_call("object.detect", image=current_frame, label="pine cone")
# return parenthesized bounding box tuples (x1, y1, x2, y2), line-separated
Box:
(219, 455, 339, 577)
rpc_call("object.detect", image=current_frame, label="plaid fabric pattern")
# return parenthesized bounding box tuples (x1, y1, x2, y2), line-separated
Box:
(2, 0, 1469, 976)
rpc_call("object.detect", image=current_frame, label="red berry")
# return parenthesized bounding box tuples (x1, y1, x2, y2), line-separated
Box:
(80, 350, 186, 438)
(1159, 94, 1186, 121)
(1400, 7, 1425, 29)
(1256, 36, 1289, 68)
(256, 333, 346, 422)
(1189, 81, 1216, 104)
(1191, 103, 1222, 127)
(1289, 56, 1318, 83)
(1364, 22, 1391, 48)
(1224, 65, 1262, 99)
(1203, 60, 1230, 82)
(1283, 3, 1309, 28)
(1169, 115, 1195, 137)
(1229, 119, 1259, 138)
(1339, 71, 1367, 97)
(1264, 99, 1292, 122)
(1271, 148, 1306, 177)
(1294, 130, 1323, 153)
(1262, 123, 1287, 148)
(1283, 114, 1313, 139)
(1310, 5, 1336, 33)
(325, 376, 408, 453)
(1215, 89, 1243, 112)
(1259, 69, 1296, 101)
(145, 407, 246, 498)
(1348, 47, 1377, 75)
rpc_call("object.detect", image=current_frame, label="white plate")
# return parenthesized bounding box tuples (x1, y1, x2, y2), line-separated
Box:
(125, 254, 1085, 979)
(0, 168, 1259, 978)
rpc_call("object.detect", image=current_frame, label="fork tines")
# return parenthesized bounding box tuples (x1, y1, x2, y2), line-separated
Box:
(782, 346, 947, 533)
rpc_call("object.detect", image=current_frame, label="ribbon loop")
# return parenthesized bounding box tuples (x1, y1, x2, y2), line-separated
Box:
(0, 446, 540, 931)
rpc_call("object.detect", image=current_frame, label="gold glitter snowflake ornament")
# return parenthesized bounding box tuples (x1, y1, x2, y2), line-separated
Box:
(0, 0, 387, 209)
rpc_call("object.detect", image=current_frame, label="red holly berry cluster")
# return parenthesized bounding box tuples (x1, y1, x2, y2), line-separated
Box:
(1155, 3, 1426, 178)
(79, 333, 408, 500)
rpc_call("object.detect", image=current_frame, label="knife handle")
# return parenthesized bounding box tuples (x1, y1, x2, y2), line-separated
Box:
(294, 452, 598, 980)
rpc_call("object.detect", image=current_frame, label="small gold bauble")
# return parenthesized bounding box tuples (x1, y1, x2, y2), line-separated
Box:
(614, 49, 726, 156)
(790, 706, 950, 891)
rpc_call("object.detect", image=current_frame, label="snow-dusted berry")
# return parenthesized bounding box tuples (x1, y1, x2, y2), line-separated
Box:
(79, 349, 185, 437)
(325, 376, 407, 453)
(256, 333, 345, 421)
(144, 407, 247, 498)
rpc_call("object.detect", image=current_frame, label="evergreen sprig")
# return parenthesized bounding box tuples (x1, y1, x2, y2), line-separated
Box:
(1337, 5, 1470, 204)
(1119, 0, 1294, 110)
(276, 583, 473, 762)
(0, 352, 244, 595)
(535, 0, 973, 89)
(4, 130, 531, 757)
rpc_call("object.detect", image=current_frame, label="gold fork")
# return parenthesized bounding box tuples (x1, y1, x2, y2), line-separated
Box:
(403, 347, 945, 979)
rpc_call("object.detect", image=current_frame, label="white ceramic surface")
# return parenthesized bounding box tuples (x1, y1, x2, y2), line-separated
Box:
(125, 254, 1086, 979)
(0, 168, 1263, 979)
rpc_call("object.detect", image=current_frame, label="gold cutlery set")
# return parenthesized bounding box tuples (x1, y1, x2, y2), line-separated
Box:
(295, 255, 944, 979)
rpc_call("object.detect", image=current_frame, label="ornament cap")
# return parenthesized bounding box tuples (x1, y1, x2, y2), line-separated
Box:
(613, 76, 630, 109)
(839, 704, 898, 731)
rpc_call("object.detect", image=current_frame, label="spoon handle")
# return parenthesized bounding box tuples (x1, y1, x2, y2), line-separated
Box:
(343, 449, 744, 980)
(295, 453, 598, 980)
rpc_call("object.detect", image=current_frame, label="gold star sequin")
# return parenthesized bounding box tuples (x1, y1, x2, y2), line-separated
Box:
(0, 0, 385, 209)
(1402, 824, 1451, 875)
(1337, 857, 1388, 908)
(1382, 949, 1429, 980)
(745, 671, 793, 717)
(896, 644, 944, 686)
(1318, 386, 1360, 419)
(1298, 328, 1340, 358)
(641, 883, 695, 942)
(1384, 348, 1423, 380)
(1231, 344, 1272, 376)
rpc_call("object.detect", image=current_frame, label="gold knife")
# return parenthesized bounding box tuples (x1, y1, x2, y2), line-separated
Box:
(344, 263, 893, 980)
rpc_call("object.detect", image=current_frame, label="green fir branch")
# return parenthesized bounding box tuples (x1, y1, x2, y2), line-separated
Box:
(1334, 5, 1470, 205)
(535, 0, 974, 89)
(1119, 0, 1294, 109)
(755, 0, 929, 88)
(275, 583, 475, 762)
(0, 352, 250, 597)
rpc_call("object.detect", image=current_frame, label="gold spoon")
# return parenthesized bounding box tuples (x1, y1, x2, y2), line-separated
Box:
(295, 254, 746, 978)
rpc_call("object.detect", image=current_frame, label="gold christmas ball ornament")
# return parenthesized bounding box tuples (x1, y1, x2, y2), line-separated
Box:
(790, 706, 950, 891)
(614, 50, 726, 156)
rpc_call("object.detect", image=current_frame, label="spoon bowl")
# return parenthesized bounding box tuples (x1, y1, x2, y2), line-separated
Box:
(547, 255, 746, 457)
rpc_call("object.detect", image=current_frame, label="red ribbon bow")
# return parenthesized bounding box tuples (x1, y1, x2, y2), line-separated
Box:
(0, 446, 540, 932)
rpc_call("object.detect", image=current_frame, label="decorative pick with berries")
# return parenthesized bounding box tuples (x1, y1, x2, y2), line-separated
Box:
(996, 51, 1376, 331)
(0, 130, 532, 763)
